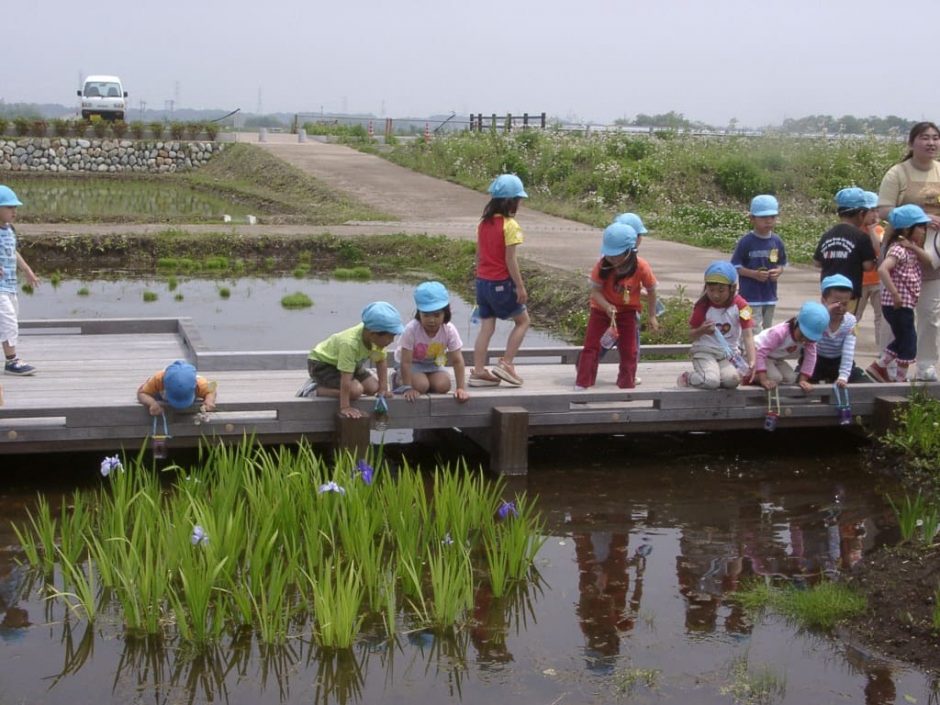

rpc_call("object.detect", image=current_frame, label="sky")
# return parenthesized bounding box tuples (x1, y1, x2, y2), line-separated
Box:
(5, 0, 936, 127)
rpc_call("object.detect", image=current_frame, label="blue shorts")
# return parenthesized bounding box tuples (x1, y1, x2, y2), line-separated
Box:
(476, 278, 525, 320)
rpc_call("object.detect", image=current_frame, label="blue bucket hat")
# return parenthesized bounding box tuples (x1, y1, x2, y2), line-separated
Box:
(614, 212, 648, 235)
(362, 301, 404, 334)
(414, 281, 449, 312)
(163, 360, 197, 410)
(704, 261, 738, 285)
(889, 204, 932, 230)
(796, 301, 830, 342)
(820, 274, 853, 293)
(749, 195, 779, 217)
(0, 185, 23, 207)
(863, 191, 879, 209)
(600, 223, 637, 257)
(835, 187, 869, 210)
(488, 174, 528, 199)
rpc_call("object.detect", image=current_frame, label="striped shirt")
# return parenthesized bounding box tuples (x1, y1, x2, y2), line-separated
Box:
(814, 313, 858, 382)
(880, 244, 922, 310)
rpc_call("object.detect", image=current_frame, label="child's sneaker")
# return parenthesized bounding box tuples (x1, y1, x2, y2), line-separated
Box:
(676, 371, 690, 388)
(4, 359, 35, 376)
(295, 378, 318, 397)
(469, 370, 501, 387)
(492, 359, 523, 386)
(866, 362, 889, 383)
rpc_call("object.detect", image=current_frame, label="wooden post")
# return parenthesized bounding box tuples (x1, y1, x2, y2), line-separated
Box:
(523, 112, 529, 129)
(540, 112, 546, 129)
(491, 406, 529, 476)
(506, 113, 512, 133)
(871, 395, 909, 435)
(491, 113, 497, 131)
(334, 413, 371, 459)
(477, 113, 483, 132)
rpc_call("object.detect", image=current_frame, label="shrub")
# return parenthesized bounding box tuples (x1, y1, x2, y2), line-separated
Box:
(185, 122, 202, 140)
(52, 119, 71, 137)
(170, 122, 186, 140)
(13, 117, 31, 136)
(111, 120, 128, 138)
(29, 120, 48, 137)
(0, 118, 7, 135)
(149, 121, 165, 140)
(92, 120, 109, 139)
(72, 120, 90, 137)
(129, 121, 145, 140)
(205, 122, 219, 140)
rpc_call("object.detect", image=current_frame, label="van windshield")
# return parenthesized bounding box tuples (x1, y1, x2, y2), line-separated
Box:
(83, 82, 122, 98)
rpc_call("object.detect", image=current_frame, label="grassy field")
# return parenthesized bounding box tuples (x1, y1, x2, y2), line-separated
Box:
(371, 130, 908, 264)
(5, 144, 390, 225)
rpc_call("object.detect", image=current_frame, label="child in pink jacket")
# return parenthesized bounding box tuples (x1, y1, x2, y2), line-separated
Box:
(753, 301, 830, 392)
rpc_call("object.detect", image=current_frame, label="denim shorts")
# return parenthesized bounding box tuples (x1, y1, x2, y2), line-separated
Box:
(476, 277, 525, 320)
(307, 359, 373, 388)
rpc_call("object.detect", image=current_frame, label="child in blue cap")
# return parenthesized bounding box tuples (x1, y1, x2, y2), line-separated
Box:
(0, 185, 41, 376)
(138, 360, 217, 415)
(676, 261, 756, 389)
(303, 301, 403, 418)
(813, 188, 878, 312)
(806, 275, 867, 386)
(868, 205, 934, 382)
(731, 195, 787, 333)
(393, 281, 469, 403)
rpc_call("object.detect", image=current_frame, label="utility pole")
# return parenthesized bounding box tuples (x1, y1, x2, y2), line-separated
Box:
(139, 100, 147, 119)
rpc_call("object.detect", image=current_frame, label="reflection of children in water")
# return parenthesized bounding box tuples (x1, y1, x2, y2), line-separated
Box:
(0, 560, 29, 638)
(469, 582, 513, 664)
(573, 531, 646, 662)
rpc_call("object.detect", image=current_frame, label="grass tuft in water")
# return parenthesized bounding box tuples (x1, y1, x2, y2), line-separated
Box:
(142, 290, 158, 302)
(735, 579, 866, 630)
(280, 292, 313, 309)
(167, 275, 178, 291)
(720, 653, 787, 705)
(76, 286, 90, 296)
(218, 286, 231, 299)
(333, 266, 372, 281)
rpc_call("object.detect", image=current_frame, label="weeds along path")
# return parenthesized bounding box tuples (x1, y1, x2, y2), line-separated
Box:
(22, 133, 877, 356)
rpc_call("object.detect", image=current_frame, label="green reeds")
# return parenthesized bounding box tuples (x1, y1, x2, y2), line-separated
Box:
(887, 492, 928, 542)
(12, 441, 545, 652)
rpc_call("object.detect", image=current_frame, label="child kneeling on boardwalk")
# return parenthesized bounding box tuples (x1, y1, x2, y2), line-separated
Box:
(753, 301, 830, 392)
(804, 275, 868, 386)
(574, 223, 659, 390)
(393, 281, 469, 403)
(138, 360, 217, 415)
(677, 261, 755, 389)
(300, 301, 403, 419)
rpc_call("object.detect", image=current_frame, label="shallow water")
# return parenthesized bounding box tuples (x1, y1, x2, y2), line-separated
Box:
(7, 178, 254, 222)
(20, 277, 565, 351)
(0, 432, 932, 705)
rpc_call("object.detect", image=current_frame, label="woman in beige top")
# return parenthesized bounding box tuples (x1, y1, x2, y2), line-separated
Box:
(877, 121, 940, 381)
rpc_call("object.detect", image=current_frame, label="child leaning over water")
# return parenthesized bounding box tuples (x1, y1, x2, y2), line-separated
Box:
(138, 360, 217, 415)
(393, 281, 469, 403)
(753, 301, 830, 392)
(301, 301, 403, 419)
(676, 261, 755, 390)
(574, 223, 659, 390)
(805, 275, 868, 386)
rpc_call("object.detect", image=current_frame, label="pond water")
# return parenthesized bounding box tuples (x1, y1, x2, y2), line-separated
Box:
(19, 277, 566, 351)
(0, 433, 932, 705)
(6, 178, 254, 222)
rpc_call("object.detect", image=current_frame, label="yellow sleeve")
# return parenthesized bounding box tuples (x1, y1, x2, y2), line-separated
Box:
(503, 217, 524, 247)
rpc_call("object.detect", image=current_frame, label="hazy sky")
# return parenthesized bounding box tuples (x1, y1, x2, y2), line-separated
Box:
(6, 0, 935, 126)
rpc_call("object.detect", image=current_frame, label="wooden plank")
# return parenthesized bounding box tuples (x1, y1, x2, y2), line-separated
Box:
(491, 407, 529, 476)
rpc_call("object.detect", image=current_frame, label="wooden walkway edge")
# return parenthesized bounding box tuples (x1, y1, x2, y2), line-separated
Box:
(0, 318, 935, 474)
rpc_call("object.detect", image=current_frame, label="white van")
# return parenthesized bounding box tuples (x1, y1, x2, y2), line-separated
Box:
(77, 75, 127, 121)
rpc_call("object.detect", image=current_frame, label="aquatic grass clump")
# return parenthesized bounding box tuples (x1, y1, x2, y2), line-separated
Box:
(76, 286, 90, 296)
(13, 442, 544, 651)
(142, 290, 158, 302)
(218, 286, 231, 299)
(734, 579, 866, 630)
(281, 292, 313, 309)
(333, 266, 372, 281)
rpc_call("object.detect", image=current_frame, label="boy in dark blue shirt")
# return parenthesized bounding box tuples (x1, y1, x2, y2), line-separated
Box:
(731, 195, 787, 332)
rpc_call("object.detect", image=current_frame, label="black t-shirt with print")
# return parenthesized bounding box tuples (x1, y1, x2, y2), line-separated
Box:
(813, 222, 877, 297)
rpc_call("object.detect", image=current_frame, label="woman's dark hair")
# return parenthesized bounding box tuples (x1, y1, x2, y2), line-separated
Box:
(481, 197, 521, 221)
(414, 305, 452, 324)
(902, 121, 940, 161)
(598, 250, 638, 285)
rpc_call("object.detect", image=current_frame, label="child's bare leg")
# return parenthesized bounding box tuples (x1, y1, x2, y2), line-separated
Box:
(2, 341, 15, 358)
(473, 318, 497, 374)
(317, 379, 366, 399)
(360, 376, 379, 396)
(409, 371, 431, 393)
(427, 371, 452, 393)
(502, 310, 531, 364)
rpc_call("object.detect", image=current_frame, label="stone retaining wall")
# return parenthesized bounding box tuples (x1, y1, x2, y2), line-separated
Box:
(0, 138, 224, 173)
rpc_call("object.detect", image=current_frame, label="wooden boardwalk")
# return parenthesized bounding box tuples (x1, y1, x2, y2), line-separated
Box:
(0, 318, 931, 473)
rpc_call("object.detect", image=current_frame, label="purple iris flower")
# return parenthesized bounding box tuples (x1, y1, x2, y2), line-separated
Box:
(318, 481, 346, 495)
(357, 460, 374, 485)
(497, 501, 518, 520)
(191, 525, 209, 546)
(100, 455, 122, 477)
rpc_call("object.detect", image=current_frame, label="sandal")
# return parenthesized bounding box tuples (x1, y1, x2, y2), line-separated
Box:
(469, 370, 502, 387)
(492, 359, 523, 386)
